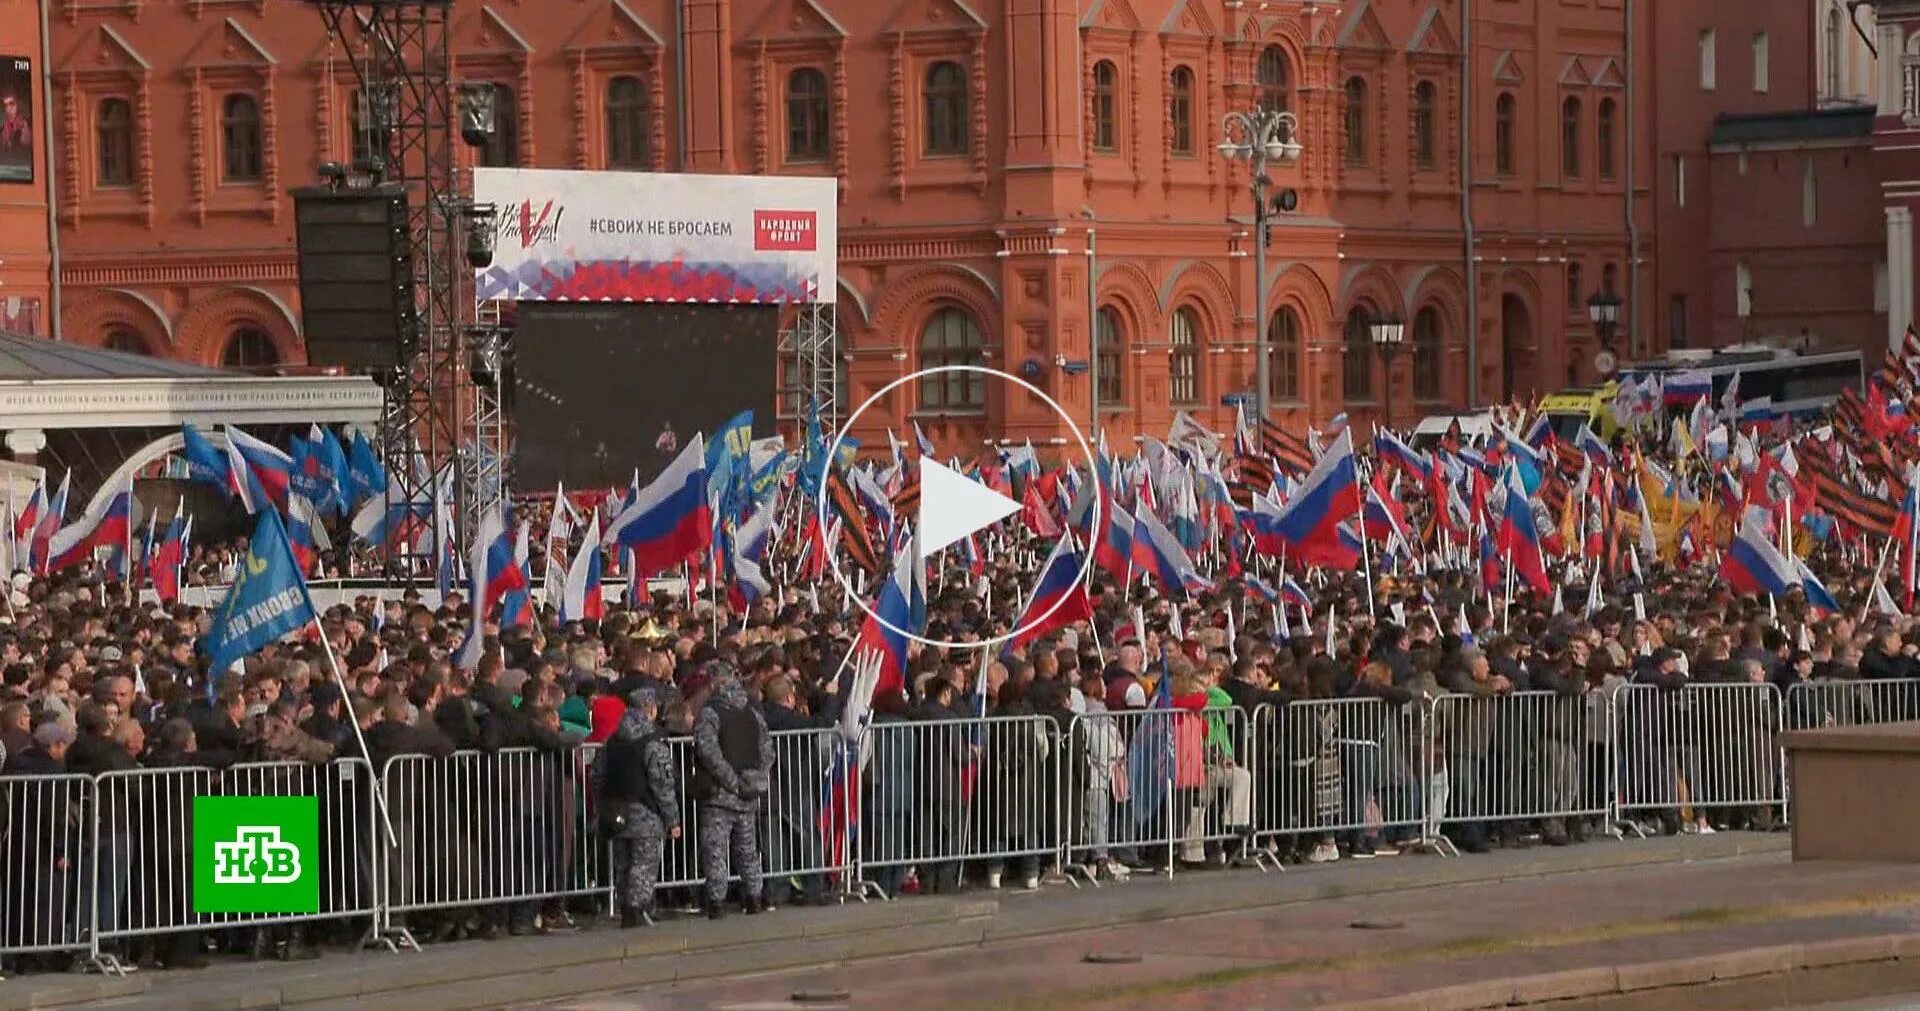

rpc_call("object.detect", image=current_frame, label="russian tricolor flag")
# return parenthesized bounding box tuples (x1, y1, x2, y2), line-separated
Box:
(1720, 518, 1799, 596)
(1375, 429, 1431, 482)
(152, 508, 188, 604)
(1575, 424, 1612, 467)
(847, 543, 917, 716)
(286, 490, 331, 576)
(1664, 369, 1712, 405)
(225, 425, 292, 513)
(1497, 463, 1550, 593)
(1003, 537, 1093, 655)
(1270, 429, 1362, 563)
(48, 483, 132, 575)
(559, 513, 606, 624)
(473, 507, 530, 622)
(605, 434, 712, 576)
(1795, 558, 1841, 616)
(1131, 502, 1210, 594)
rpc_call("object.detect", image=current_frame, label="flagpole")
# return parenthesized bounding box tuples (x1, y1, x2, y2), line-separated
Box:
(309, 614, 396, 848)
(1356, 463, 1375, 622)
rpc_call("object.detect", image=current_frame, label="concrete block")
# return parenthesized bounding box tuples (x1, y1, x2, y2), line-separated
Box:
(1707, 945, 1800, 981)
(1506, 966, 1621, 1004)
(623, 929, 693, 958)
(1798, 934, 1904, 968)
(674, 934, 851, 982)
(1319, 996, 1430, 1011)
(1410, 979, 1524, 1010)
(1889, 933, 1920, 960)
(849, 919, 989, 958)
(1615, 955, 1718, 992)
(0, 977, 146, 1011)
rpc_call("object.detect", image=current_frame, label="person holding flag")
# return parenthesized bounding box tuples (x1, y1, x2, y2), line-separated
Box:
(204, 509, 394, 848)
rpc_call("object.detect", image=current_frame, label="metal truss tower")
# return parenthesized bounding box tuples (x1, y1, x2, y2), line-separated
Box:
(309, 0, 505, 574)
(780, 304, 841, 432)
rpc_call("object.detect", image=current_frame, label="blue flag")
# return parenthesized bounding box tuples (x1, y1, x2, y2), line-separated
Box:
(180, 423, 232, 495)
(346, 429, 385, 507)
(706, 409, 754, 526)
(318, 427, 350, 515)
(799, 398, 827, 500)
(205, 510, 318, 674)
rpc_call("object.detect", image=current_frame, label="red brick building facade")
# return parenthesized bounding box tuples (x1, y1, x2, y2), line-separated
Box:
(0, 0, 53, 337)
(1651, 0, 1887, 357)
(38, 0, 1683, 450)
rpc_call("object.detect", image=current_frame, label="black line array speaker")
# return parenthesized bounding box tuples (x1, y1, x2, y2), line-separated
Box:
(293, 184, 415, 370)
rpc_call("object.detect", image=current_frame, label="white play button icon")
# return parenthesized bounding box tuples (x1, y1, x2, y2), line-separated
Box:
(916, 456, 1021, 561)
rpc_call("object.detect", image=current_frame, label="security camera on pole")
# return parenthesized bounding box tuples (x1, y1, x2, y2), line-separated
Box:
(1218, 107, 1303, 424)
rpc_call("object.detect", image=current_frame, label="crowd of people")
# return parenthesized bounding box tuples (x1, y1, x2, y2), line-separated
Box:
(3, 402, 1920, 977)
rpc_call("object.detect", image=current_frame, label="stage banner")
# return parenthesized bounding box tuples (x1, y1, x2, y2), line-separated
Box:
(473, 168, 836, 305)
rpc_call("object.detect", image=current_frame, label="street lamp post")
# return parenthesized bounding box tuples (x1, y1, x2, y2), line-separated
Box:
(1370, 313, 1406, 430)
(1586, 286, 1622, 375)
(1218, 109, 1302, 424)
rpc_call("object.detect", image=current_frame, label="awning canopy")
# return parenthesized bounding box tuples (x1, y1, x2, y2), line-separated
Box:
(0, 330, 382, 431)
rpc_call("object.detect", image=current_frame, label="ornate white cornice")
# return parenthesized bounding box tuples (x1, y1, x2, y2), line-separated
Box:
(0, 375, 382, 430)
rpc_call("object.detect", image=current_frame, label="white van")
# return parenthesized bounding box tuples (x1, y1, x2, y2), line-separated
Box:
(1408, 410, 1496, 451)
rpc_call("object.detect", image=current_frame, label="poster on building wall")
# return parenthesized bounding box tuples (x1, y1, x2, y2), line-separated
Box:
(0, 56, 32, 184)
(1, 296, 44, 335)
(471, 167, 837, 305)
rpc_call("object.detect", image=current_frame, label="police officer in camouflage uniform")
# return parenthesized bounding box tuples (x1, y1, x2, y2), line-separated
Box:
(692, 666, 771, 918)
(590, 689, 681, 927)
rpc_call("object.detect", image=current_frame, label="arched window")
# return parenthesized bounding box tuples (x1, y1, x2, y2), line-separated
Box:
(1343, 77, 1369, 165)
(923, 61, 968, 156)
(1561, 96, 1582, 178)
(1597, 98, 1617, 180)
(1169, 306, 1201, 405)
(221, 93, 263, 182)
(1091, 60, 1118, 152)
(480, 84, 518, 167)
(605, 76, 650, 169)
(1494, 93, 1516, 176)
(1567, 261, 1584, 311)
(1826, 6, 1844, 98)
(1268, 307, 1300, 402)
(96, 98, 134, 186)
(1412, 81, 1437, 170)
(221, 327, 280, 369)
(104, 328, 147, 355)
(1412, 308, 1442, 401)
(1095, 306, 1125, 406)
(1168, 66, 1195, 156)
(917, 307, 985, 410)
(786, 67, 830, 162)
(1342, 307, 1373, 401)
(1258, 45, 1291, 116)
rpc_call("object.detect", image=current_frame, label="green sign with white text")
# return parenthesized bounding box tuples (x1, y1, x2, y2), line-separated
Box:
(192, 795, 320, 914)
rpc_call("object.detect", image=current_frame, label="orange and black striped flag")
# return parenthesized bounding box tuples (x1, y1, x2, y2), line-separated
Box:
(825, 468, 881, 574)
(1260, 418, 1313, 475)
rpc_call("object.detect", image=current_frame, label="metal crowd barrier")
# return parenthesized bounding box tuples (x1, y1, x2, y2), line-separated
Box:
(1246, 698, 1425, 853)
(1429, 690, 1611, 833)
(378, 747, 604, 938)
(1612, 682, 1783, 824)
(857, 715, 1059, 897)
(653, 728, 853, 895)
(1782, 677, 1920, 731)
(0, 774, 93, 961)
(89, 759, 377, 974)
(1058, 707, 1250, 880)
(14, 682, 1887, 967)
